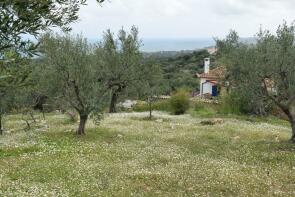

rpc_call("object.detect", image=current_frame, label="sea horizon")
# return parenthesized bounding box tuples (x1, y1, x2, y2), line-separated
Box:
(89, 37, 216, 52)
(140, 38, 215, 52)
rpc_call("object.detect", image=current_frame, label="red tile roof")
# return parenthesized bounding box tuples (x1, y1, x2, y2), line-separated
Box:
(197, 66, 226, 79)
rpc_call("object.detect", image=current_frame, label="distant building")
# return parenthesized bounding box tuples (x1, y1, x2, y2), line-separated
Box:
(206, 47, 217, 55)
(196, 58, 225, 97)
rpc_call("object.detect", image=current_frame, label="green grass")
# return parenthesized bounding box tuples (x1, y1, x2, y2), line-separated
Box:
(190, 101, 219, 118)
(0, 111, 295, 196)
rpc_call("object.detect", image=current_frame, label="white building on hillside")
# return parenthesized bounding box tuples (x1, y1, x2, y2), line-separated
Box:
(196, 58, 225, 97)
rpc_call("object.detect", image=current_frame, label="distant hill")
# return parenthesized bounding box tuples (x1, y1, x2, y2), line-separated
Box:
(143, 50, 196, 59)
(141, 37, 257, 93)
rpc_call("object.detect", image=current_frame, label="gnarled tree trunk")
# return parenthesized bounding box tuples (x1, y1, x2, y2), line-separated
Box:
(282, 108, 295, 143)
(109, 84, 126, 113)
(0, 113, 3, 135)
(109, 92, 118, 113)
(77, 114, 88, 135)
(263, 82, 295, 143)
(290, 120, 295, 143)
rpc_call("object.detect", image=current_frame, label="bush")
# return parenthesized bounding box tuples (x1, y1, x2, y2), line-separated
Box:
(219, 92, 242, 114)
(133, 101, 149, 112)
(170, 90, 190, 115)
(192, 101, 218, 117)
(219, 90, 273, 115)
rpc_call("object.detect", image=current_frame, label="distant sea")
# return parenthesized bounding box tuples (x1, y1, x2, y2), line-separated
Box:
(90, 37, 216, 52)
(140, 38, 215, 52)
(90, 37, 256, 52)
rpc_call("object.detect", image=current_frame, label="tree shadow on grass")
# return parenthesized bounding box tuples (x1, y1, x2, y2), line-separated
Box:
(43, 127, 123, 145)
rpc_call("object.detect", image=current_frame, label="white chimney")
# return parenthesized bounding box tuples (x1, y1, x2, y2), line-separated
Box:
(204, 58, 210, 74)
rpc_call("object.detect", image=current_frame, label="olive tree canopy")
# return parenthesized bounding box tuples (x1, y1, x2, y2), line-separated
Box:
(217, 22, 295, 142)
(40, 33, 109, 135)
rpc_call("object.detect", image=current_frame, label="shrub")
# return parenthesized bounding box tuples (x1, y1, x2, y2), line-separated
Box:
(170, 90, 190, 115)
(192, 101, 218, 117)
(133, 101, 148, 112)
(219, 92, 242, 114)
(219, 91, 273, 115)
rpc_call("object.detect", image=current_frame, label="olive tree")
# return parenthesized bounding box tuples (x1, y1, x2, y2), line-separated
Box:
(217, 22, 295, 142)
(0, 0, 104, 54)
(40, 33, 109, 135)
(0, 52, 32, 134)
(0, 0, 105, 134)
(140, 62, 164, 119)
(98, 27, 143, 113)
(0, 0, 105, 94)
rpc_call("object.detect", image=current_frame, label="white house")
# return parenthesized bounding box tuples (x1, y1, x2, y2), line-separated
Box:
(197, 58, 225, 97)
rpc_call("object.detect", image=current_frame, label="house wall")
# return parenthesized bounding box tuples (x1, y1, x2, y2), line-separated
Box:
(200, 78, 205, 95)
(200, 78, 213, 95)
(203, 82, 213, 95)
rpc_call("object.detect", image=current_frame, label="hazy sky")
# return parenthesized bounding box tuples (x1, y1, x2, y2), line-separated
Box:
(70, 0, 295, 39)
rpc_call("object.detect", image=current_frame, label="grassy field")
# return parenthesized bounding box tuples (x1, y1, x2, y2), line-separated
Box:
(1, 111, 295, 196)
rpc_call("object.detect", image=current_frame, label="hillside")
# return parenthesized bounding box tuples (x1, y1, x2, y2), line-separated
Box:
(146, 49, 216, 92)
(0, 112, 294, 196)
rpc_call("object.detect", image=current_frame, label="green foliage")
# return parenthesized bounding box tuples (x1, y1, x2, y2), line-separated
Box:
(136, 60, 165, 118)
(0, 0, 104, 55)
(192, 101, 218, 118)
(170, 89, 190, 115)
(0, 52, 33, 132)
(140, 62, 164, 96)
(150, 49, 212, 92)
(219, 92, 243, 114)
(0, 0, 105, 132)
(40, 33, 109, 134)
(217, 21, 295, 141)
(0, 52, 32, 91)
(216, 32, 272, 115)
(97, 26, 143, 112)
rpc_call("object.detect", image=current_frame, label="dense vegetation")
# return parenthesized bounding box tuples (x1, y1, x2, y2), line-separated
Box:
(98, 27, 144, 113)
(0, 0, 105, 134)
(217, 22, 295, 142)
(149, 49, 215, 92)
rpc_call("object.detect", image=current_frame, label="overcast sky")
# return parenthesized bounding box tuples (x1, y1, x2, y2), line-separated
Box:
(70, 0, 295, 39)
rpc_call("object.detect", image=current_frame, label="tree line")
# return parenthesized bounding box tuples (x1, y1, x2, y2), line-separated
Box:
(0, 0, 163, 135)
(1, 27, 165, 135)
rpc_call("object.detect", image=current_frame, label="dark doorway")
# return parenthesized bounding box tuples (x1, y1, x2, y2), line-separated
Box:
(212, 86, 218, 97)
